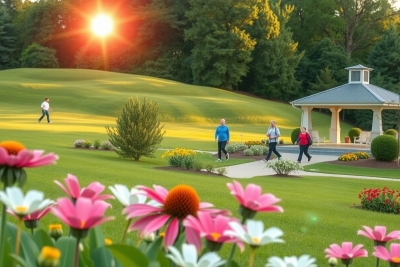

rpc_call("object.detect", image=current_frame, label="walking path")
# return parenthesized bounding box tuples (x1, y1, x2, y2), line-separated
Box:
(223, 152, 400, 181)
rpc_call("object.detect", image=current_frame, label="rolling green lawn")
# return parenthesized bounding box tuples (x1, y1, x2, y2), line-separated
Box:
(0, 68, 398, 266)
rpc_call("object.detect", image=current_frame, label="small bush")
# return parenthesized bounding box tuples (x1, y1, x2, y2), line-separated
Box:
(262, 146, 269, 155)
(371, 135, 399, 161)
(353, 152, 370, 159)
(338, 153, 358, 161)
(265, 158, 303, 175)
(348, 128, 362, 143)
(216, 167, 227, 176)
(261, 139, 269, 146)
(384, 129, 398, 138)
(244, 140, 264, 147)
(162, 148, 196, 167)
(359, 187, 400, 214)
(291, 128, 301, 144)
(243, 149, 254, 156)
(279, 139, 284, 145)
(236, 143, 248, 151)
(250, 145, 264, 156)
(193, 161, 204, 171)
(93, 139, 101, 149)
(74, 140, 85, 148)
(101, 141, 115, 150)
(83, 141, 92, 148)
(182, 156, 196, 170)
(204, 163, 215, 173)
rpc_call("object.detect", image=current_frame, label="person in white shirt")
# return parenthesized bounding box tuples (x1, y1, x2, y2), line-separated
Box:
(38, 98, 52, 123)
(263, 120, 282, 162)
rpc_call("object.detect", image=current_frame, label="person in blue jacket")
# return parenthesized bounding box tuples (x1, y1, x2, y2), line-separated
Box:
(214, 118, 230, 162)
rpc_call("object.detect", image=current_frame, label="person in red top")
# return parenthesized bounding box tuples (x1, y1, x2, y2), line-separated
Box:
(295, 127, 312, 163)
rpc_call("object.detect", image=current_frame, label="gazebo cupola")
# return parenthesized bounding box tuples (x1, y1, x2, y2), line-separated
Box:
(346, 64, 373, 84)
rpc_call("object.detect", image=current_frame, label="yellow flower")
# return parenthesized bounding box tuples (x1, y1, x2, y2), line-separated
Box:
(37, 246, 61, 267)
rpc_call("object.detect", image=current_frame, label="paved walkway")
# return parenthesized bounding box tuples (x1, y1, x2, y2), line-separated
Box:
(223, 152, 400, 181)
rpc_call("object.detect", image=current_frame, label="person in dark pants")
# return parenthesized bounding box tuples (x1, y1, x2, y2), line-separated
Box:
(214, 118, 230, 162)
(38, 97, 52, 123)
(295, 127, 312, 163)
(263, 120, 282, 162)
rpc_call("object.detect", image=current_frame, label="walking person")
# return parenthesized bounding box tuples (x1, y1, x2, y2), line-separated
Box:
(295, 127, 312, 163)
(263, 120, 282, 162)
(215, 118, 230, 162)
(38, 98, 52, 123)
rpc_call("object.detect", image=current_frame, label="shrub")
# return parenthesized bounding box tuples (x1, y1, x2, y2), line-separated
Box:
(262, 146, 269, 155)
(226, 143, 247, 153)
(353, 152, 370, 159)
(371, 135, 399, 161)
(83, 141, 92, 148)
(359, 187, 400, 214)
(250, 145, 264, 156)
(348, 128, 362, 143)
(20, 43, 59, 68)
(243, 149, 254, 156)
(261, 139, 269, 146)
(338, 153, 358, 161)
(101, 141, 115, 150)
(93, 139, 101, 149)
(236, 143, 248, 151)
(291, 128, 301, 144)
(204, 163, 215, 173)
(162, 148, 196, 167)
(384, 129, 398, 138)
(105, 97, 166, 161)
(193, 161, 204, 171)
(216, 167, 227, 176)
(244, 140, 264, 147)
(265, 158, 303, 175)
(74, 140, 85, 148)
(279, 139, 284, 145)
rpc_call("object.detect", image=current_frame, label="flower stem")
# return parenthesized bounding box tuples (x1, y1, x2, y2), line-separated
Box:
(13, 219, 23, 267)
(73, 237, 81, 267)
(0, 182, 9, 264)
(248, 249, 256, 267)
(226, 216, 247, 267)
(376, 257, 379, 267)
(121, 218, 132, 244)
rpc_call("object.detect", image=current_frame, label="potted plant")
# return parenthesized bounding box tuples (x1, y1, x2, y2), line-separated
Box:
(344, 136, 350, 143)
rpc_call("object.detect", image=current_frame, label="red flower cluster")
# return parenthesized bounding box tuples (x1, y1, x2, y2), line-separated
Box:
(358, 187, 400, 214)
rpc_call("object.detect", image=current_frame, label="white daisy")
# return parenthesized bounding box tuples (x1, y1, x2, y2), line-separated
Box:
(266, 255, 317, 267)
(167, 243, 226, 267)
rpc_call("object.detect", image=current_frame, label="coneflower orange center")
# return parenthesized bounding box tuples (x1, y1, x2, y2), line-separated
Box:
(392, 257, 400, 263)
(0, 141, 25, 155)
(164, 185, 200, 218)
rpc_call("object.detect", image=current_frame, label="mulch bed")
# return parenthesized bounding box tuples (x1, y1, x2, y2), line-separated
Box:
(325, 158, 400, 169)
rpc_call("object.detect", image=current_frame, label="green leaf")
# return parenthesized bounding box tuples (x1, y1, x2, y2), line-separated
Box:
(145, 236, 163, 261)
(91, 246, 122, 267)
(10, 255, 35, 267)
(6, 222, 39, 266)
(33, 228, 55, 249)
(107, 244, 149, 267)
(56, 237, 77, 267)
(1, 238, 13, 267)
(89, 227, 105, 252)
(156, 251, 170, 267)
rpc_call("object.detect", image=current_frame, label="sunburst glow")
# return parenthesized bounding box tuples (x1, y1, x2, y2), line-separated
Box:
(91, 14, 113, 37)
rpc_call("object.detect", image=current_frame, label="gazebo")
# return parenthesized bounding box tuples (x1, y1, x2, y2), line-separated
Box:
(290, 64, 400, 144)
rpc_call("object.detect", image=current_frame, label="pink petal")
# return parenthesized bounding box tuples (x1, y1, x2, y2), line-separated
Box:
(390, 243, 400, 257)
(54, 181, 73, 198)
(124, 204, 163, 218)
(199, 202, 214, 209)
(137, 186, 165, 204)
(0, 147, 8, 164)
(24, 152, 58, 167)
(227, 181, 245, 205)
(65, 174, 81, 198)
(243, 184, 261, 202)
(183, 215, 203, 233)
(373, 245, 391, 260)
(386, 230, 400, 241)
(93, 194, 115, 201)
(85, 216, 115, 228)
(164, 218, 179, 248)
(143, 214, 171, 234)
(130, 214, 168, 233)
(185, 226, 202, 252)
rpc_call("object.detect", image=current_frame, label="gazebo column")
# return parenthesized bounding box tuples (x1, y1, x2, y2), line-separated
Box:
(371, 108, 383, 141)
(301, 106, 313, 134)
(329, 108, 342, 144)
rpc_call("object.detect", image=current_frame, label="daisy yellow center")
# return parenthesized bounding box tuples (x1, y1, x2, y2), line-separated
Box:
(159, 232, 165, 237)
(104, 238, 112, 245)
(164, 185, 200, 218)
(40, 246, 61, 260)
(15, 206, 28, 213)
(0, 141, 25, 155)
(392, 257, 400, 263)
(211, 232, 221, 241)
(49, 224, 62, 230)
(252, 237, 260, 244)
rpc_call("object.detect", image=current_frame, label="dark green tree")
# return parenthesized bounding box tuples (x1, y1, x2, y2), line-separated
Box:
(20, 42, 59, 68)
(309, 67, 338, 94)
(0, 6, 18, 69)
(185, 0, 259, 89)
(105, 97, 166, 161)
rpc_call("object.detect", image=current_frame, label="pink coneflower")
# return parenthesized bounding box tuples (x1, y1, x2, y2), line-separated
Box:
(227, 180, 283, 219)
(183, 211, 242, 252)
(54, 174, 114, 201)
(358, 225, 400, 246)
(373, 243, 400, 266)
(124, 184, 220, 249)
(325, 242, 368, 266)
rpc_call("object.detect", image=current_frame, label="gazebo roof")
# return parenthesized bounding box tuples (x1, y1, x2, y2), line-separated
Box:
(291, 83, 400, 107)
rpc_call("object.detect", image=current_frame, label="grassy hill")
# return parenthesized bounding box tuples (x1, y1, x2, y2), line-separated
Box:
(0, 68, 352, 150)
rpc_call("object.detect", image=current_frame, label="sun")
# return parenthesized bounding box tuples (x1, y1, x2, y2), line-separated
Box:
(91, 14, 113, 37)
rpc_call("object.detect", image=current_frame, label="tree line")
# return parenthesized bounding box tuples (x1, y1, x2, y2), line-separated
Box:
(1, 0, 400, 129)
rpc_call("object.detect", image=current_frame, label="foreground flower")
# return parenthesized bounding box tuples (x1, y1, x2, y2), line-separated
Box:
(227, 180, 283, 219)
(224, 219, 284, 248)
(51, 197, 114, 238)
(266, 255, 317, 267)
(0, 187, 54, 217)
(358, 225, 400, 246)
(373, 243, 400, 266)
(48, 224, 63, 240)
(37, 246, 61, 267)
(183, 211, 242, 252)
(108, 184, 149, 207)
(325, 242, 368, 266)
(55, 174, 114, 201)
(125, 184, 220, 248)
(167, 243, 226, 267)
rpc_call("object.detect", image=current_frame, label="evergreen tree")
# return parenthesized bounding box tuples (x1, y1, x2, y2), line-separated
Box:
(309, 67, 337, 94)
(105, 97, 165, 161)
(0, 7, 17, 69)
(185, 0, 259, 89)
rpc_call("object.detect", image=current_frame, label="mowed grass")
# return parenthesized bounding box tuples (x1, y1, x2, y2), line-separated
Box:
(0, 68, 397, 266)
